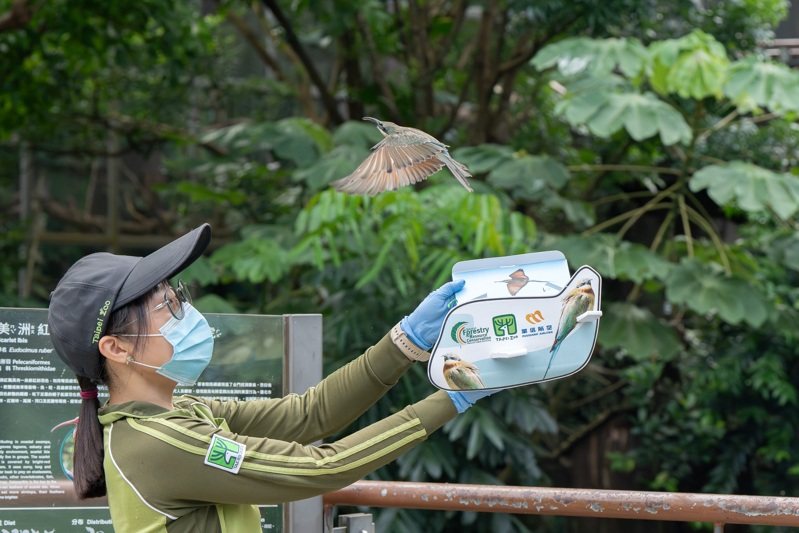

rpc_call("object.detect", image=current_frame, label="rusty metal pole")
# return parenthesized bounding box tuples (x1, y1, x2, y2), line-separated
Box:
(323, 481, 799, 527)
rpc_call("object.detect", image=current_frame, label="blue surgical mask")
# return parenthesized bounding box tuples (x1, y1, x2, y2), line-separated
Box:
(126, 303, 214, 386)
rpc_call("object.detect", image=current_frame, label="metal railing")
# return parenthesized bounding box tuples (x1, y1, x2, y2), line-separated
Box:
(763, 38, 799, 65)
(323, 481, 799, 531)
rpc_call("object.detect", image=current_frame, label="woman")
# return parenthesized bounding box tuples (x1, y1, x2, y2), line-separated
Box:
(47, 223, 491, 532)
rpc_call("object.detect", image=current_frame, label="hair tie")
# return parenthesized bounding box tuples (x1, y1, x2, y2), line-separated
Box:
(79, 388, 99, 400)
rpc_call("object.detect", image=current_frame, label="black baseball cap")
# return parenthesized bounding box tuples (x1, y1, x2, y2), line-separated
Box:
(48, 223, 211, 381)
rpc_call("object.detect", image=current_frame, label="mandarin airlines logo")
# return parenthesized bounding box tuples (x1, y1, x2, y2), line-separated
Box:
(525, 310, 545, 324)
(450, 321, 491, 344)
(521, 309, 553, 337)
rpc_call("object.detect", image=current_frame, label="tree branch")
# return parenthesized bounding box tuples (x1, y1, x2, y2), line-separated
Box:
(472, 2, 498, 143)
(540, 405, 633, 460)
(250, 4, 322, 123)
(260, 0, 343, 123)
(226, 10, 286, 81)
(40, 197, 170, 234)
(568, 164, 683, 176)
(98, 112, 229, 157)
(356, 12, 400, 120)
(408, 0, 434, 116)
(340, 30, 364, 120)
(0, 0, 33, 33)
(429, 0, 467, 74)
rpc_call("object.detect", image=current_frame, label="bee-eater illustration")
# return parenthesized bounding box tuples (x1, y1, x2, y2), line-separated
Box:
(332, 117, 473, 195)
(544, 279, 595, 378)
(443, 353, 485, 390)
(495, 268, 561, 296)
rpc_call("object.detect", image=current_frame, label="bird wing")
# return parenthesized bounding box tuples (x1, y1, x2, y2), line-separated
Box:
(451, 366, 485, 389)
(508, 269, 528, 280)
(332, 139, 448, 195)
(506, 278, 528, 296)
(552, 297, 579, 347)
(551, 293, 593, 351)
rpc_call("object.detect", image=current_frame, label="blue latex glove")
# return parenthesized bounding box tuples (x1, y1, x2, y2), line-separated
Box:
(400, 279, 465, 350)
(447, 390, 497, 413)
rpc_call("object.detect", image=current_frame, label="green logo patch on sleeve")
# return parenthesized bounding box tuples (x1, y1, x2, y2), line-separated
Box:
(204, 434, 245, 474)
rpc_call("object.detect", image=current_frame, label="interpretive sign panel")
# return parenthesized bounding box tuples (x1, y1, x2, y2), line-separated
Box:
(0, 308, 285, 532)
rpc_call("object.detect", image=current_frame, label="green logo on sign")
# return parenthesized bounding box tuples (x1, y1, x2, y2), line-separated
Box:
(492, 314, 517, 336)
(205, 434, 245, 474)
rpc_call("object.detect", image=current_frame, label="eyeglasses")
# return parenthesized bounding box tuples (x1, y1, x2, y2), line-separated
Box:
(153, 280, 192, 320)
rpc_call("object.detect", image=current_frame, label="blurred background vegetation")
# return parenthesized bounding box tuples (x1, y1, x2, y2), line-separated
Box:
(2, 1, 799, 531)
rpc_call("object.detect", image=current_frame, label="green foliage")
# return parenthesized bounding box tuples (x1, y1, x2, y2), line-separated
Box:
(548, 234, 671, 283)
(4, 0, 799, 530)
(725, 57, 799, 113)
(539, 50, 693, 144)
(0, 0, 220, 146)
(691, 162, 799, 220)
(531, 37, 649, 79)
(648, 30, 730, 99)
(599, 302, 681, 360)
(488, 154, 571, 196)
(665, 259, 769, 327)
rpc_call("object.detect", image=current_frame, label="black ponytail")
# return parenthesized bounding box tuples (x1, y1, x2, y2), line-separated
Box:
(73, 375, 106, 498)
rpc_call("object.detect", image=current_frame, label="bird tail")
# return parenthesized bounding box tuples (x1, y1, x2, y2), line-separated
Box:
(550, 336, 562, 354)
(543, 343, 561, 380)
(441, 154, 474, 192)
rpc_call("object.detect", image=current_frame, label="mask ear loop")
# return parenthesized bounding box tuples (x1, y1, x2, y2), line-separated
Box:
(126, 355, 161, 370)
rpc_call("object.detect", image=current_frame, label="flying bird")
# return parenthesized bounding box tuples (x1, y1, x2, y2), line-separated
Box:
(442, 353, 486, 390)
(496, 268, 529, 296)
(332, 117, 473, 195)
(496, 268, 562, 296)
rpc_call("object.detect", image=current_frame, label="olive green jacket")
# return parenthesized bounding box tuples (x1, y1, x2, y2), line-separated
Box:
(97, 333, 457, 532)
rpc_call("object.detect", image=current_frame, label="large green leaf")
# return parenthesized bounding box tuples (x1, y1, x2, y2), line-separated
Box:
(173, 181, 247, 205)
(210, 236, 291, 284)
(558, 90, 692, 146)
(648, 30, 729, 99)
(553, 75, 624, 124)
(550, 234, 672, 283)
(293, 145, 369, 191)
(690, 162, 799, 220)
(200, 119, 324, 166)
(665, 259, 769, 327)
(270, 118, 328, 166)
(599, 302, 681, 360)
(724, 57, 799, 114)
(768, 233, 799, 271)
(546, 195, 596, 228)
(193, 294, 239, 314)
(277, 117, 333, 154)
(532, 37, 649, 78)
(451, 144, 514, 174)
(487, 154, 570, 197)
(332, 120, 383, 148)
(749, 354, 798, 406)
(179, 257, 219, 286)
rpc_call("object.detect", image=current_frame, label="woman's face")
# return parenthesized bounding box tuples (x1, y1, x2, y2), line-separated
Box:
(130, 285, 180, 370)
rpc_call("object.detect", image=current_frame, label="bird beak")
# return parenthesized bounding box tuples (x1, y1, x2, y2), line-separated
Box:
(362, 117, 380, 125)
(51, 416, 79, 432)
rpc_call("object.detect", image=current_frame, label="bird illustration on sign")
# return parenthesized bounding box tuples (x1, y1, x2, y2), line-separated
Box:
(496, 268, 562, 296)
(544, 279, 596, 378)
(332, 117, 473, 195)
(442, 353, 485, 390)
